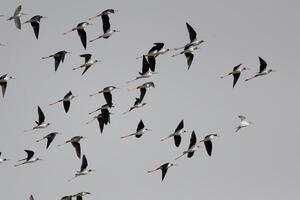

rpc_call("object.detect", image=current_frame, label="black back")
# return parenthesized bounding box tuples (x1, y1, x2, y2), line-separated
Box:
(37, 106, 45, 124)
(204, 140, 213, 156)
(77, 29, 87, 49)
(101, 14, 110, 33)
(259, 57, 267, 73)
(103, 92, 113, 108)
(71, 142, 81, 159)
(136, 120, 145, 132)
(80, 154, 88, 172)
(186, 22, 197, 42)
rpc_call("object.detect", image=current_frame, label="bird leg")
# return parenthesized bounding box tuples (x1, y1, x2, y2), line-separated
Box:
(89, 35, 102, 43)
(147, 167, 160, 173)
(175, 151, 187, 160)
(49, 99, 63, 106)
(120, 133, 136, 139)
(63, 28, 76, 35)
(41, 55, 54, 59)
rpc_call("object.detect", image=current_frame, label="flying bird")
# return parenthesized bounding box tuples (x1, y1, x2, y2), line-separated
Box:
(36, 132, 61, 149)
(58, 136, 86, 158)
(14, 150, 42, 167)
(123, 98, 147, 114)
(121, 120, 151, 138)
(199, 133, 218, 156)
(68, 154, 95, 181)
(175, 131, 202, 160)
(86, 107, 112, 134)
(147, 162, 176, 181)
(172, 43, 200, 70)
(72, 54, 100, 75)
(42, 50, 71, 72)
(7, 5, 27, 30)
(236, 115, 253, 132)
(221, 64, 249, 88)
(88, 103, 115, 115)
(89, 86, 119, 107)
(64, 22, 92, 49)
(245, 57, 275, 81)
(127, 56, 157, 83)
(136, 43, 170, 59)
(88, 9, 118, 20)
(0, 74, 15, 97)
(161, 120, 188, 147)
(0, 152, 9, 163)
(24, 106, 51, 132)
(23, 15, 47, 39)
(49, 91, 77, 113)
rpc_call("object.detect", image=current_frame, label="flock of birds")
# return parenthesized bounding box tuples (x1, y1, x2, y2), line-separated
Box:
(0, 4, 276, 200)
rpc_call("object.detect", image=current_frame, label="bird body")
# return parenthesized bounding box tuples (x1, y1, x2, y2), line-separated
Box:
(42, 50, 70, 72)
(49, 91, 77, 113)
(199, 133, 218, 156)
(23, 15, 46, 39)
(172, 43, 199, 69)
(221, 64, 249, 88)
(72, 54, 99, 75)
(69, 155, 94, 181)
(161, 120, 188, 147)
(14, 150, 42, 167)
(59, 136, 86, 158)
(64, 22, 92, 49)
(0, 152, 9, 163)
(245, 57, 275, 81)
(7, 5, 26, 30)
(147, 162, 176, 181)
(24, 106, 51, 132)
(36, 132, 61, 149)
(176, 131, 201, 159)
(121, 120, 151, 138)
(123, 98, 147, 114)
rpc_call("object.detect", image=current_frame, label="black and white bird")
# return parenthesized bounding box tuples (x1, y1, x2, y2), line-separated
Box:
(68, 154, 95, 181)
(14, 150, 42, 167)
(42, 50, 71, 72)
(121, 120, 151, 138)
(64, 22, 92, 49)
(72, 54, 100, 75)
(23, 15, 47, 39)
(58, 136, 86, 158)
(199, 133, 218, 156)
(0, 152, 9, 163)
(161, 120, 188, 147)
(172, 43, 199, 70)
(147, 162, 176, 181)
(236, 115, 252, 132)
(88, 103, 115, 115)
(0, 74, 15, 97)
(175, 131, 202, 160)
(123, 97, 147, 114)
(7, 5, 27, 30)
(127, 56, 156, 83)
(89, 86, 119, 107)
(245, 57, 275, 81)
(88, 9, 118, 20)
(89, 9, 119, 42)
(221, 64, 249, 88)
(136, 43, 170, 59)
(72, 192, 91, 200)
(86, 107, 111, 134)
(128, 81, 155, 92)
(36, 132, 61, 149)
(24, 106, 51, 132)
(49, 91, 77, 113)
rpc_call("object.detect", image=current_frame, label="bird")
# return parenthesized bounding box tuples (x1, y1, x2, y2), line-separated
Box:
(172, 43, 200, 70)
(221, 64, 249, 88)
(88, 9, 118, 20)
(147, 162, 176, 181)
(121, 120, 151, 138)
(89, 10, 119, 42)
(49, 91, 77, 113)
(14, 150, 42, 167)
(23, 15, 47, 39)
(199, 133, 218, 156)
(64, 22, 92, 49)
(72, 192, 91, 200)
(36, 132, 61, 149)
(175, 131, 202, 160)
(0, 74, 15, 97)
(128, 81, 155, 92)
(58, 136, 86, 159)
(68, 154, 95, 181)
(89, 86, 119, 107)
(161, 120, 189, 147)
(24, 106, 51, 132)
(245, 57, 275, 81)
(72, 54, 100, 75)
(86, 107, 112, 134)
(42, 50, 71, 72)
(88, 103, 115, 115)
(123, 98, 147, 114)
(0, 152, 9, 163)
(7, 5, 27, 30)
(236, 115, 253, 132)
(136, 43, 170, 59)
(29, 195, 34, 200)
(126, 56, 157, 83)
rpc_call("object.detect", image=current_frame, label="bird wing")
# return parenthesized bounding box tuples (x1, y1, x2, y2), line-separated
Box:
(71, 142, 81, 159)
(14, 17, 21, 30)
(187, 151, 195, 158)
(0, 82, 7, 97)
(64, 91, 72, 99)
(186, 22, 197, 42)
(137, 120, 145, 132)
(175, 120, 184, 133)
(142, 56, 150, 74)
(101, 14, 110, 33)
(103, 92, 113, 108)
(188, 131, 197, 149)
(238, 115, 246, 121)
(77, 196, 83, 200)
(97, 116, 105, 134)
(185, 53, 194, 70)
(61, 196, 72, 200)
(147, 56, 156, 72)
(233, 64, 242, 71)
(80, 154, 88, 172)
(82, 66, 91, 75)
(174, 135, 181, 147)
(258, 57, 267, 73)
(30, 194, 34, 200)
(77, 29, 87, 49)
(161, 164, 169, 181)
(80, 54, 92, 63)
(139, 88, 146, 102)
(148, 43, 164, 54)
(25, 150, 34, 161)
(232, 73, 241, 88)
(63, 101, 71, 113)
(0, 74, 7, 79)
(14, 5, 22, 16)
(101, 108, 110, 125)
(54, 56, 62, 72)
(37, 106, 45, 124)
(204, 140, 213, 156)
(30, 21, 40, 39)
(46, 133, 56, 149)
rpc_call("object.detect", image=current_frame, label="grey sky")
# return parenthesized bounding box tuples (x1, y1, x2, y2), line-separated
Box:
(0, 0, 299, 199)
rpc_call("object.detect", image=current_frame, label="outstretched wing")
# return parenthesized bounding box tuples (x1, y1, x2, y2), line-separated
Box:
(71, 142, 81, 159)
(80, 54, 92, 63)
(186, 22, 197, 42)
(31, 21, 40, 39)
(25, 150, 34, 161)
(258, 57, 267, 73)
(80, 154, 88, 172)
(77, 29, 87, 49)
(101, 14, 110, 33)
(37, 106, 45, 124)
(204, 140, 213, 156)
(175, 120, 184, 133)
(137, 120, 145, 132)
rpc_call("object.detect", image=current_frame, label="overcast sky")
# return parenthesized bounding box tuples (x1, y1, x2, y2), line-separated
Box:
(0, 0, 300, 199)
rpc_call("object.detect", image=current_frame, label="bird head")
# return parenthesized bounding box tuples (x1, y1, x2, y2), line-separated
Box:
(113, 29, 120, 33)
(268, 69, 276, 73)
(242, 67, 250, 71)
(88, 169, 95, 173)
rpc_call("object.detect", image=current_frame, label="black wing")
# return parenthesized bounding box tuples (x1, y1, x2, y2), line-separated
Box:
(77, 29, 87, 49)
(25, 150, 34, 161)
(136, 120, 144, 132)
(31, 21, 40, 39)
(54, 56, 62, 72)
(61, 196, 72, 200)
(37, 106, 45, 124)
(186, 22, 197, 42)
(71, 142, 81, 159)
(0, 74, 7, 79)
(101, 14, 110, 33)
(175, 120, 184, 133)
(139, 88, 146, 102)
(174, 135, 181, 147)
(80, 154, 88, 172)
(0, 82, 7, 97)
(187, 151, 194, 158)
(188, 131, 197, 149)
(147, 56, 156, 72)
(233, 64, 242, 71)
(103, 92, 112, 108)
(80, 54, 92, 63)
(232, 73, 241, 88)
(77, 196, 82, 200)
(204, 140, 213, 156)
(148, 43, 164, 54)
(101, 108, 110, 125)
(64, 91, 72, 98)
(185, 53, 194, 70)
(63, 101, 70, 113)
(82, 66, 91, 75)
(258, 57, 267, 73)
(46, 133, 57, 149)
(97, 116, 105, 134)
(161, 163, 169, 181)
(30, 194, 34, 200)
(142, 56, 150, 74)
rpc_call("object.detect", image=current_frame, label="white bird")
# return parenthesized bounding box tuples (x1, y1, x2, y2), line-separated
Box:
(147, 162, 176, 181)
(49, 91, 77, 113)
(121, 120, 151, 138)
(72, 54, 100, 75)
(0, 152, 9, 163)
(14, 150, 42, 167)
(23, 15, 47, 39)
(175, 131, 202, 160)
(7, 5, 27, 30)
(199, 133, 218, 156)
(161, 120, 189, 147)
(24, 106, 51, 132)
(64, 22, 92, 49)
(68, 154, 95, 181)
(0, 74, 15, 97)
(221, 64, 249, 88)
(42, 50, 71, 72)
(236, 115, 253, 132)
(245, 57, 275, 81)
